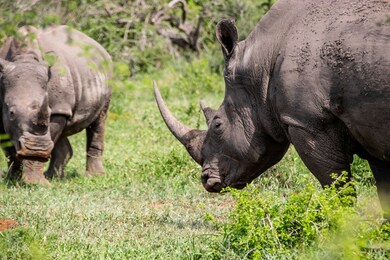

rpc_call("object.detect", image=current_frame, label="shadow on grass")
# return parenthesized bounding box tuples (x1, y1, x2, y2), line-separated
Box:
(60, 167, 81, 181)
(0, 166, 82, 187)
(1, 170, 22, 188)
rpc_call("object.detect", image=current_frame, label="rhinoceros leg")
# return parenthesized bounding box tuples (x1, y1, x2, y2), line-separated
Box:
(3, 143, 49, 186)
(45, 137, 73, 179)
(287, 125, 354, 186)
(1, 130, 49, 185)
(4, 146, 23, 181)
(0, 126, 22, 180)
(19, 115, 67, 185)
(368, 160, 390, 221)
(85, 91, 111, 176)
(49, 115, 67, 143)
(21, 160, 50, 186)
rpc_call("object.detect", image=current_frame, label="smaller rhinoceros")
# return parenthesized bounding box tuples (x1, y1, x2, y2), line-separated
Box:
(0, 25, 112, 185)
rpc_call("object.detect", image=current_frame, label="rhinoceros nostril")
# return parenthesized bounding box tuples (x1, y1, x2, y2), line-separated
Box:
(201, 172, 209, 183)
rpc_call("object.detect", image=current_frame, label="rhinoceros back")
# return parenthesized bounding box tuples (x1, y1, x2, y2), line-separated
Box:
(35, 26, 112, 135)
(269, 0, 390, 160)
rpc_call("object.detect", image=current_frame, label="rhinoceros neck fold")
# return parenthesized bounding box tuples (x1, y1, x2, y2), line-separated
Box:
(240, 0, 304, 81)
(223, 1, 305, 146)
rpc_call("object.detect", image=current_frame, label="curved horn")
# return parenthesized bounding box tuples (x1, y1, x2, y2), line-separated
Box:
(153, 81, 205, 164)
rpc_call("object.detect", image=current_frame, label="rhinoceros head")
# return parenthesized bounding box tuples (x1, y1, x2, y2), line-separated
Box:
(154, 20, 289, 192)
(0, 55, 53, 160)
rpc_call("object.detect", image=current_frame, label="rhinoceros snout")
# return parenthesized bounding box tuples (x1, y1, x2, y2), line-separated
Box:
(16, 132, 54, 160)
(201, 171, 224, 192)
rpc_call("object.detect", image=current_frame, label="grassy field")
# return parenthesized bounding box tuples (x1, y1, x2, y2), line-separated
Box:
(0, 58, 228, 259)
(0, 57, 389, 259)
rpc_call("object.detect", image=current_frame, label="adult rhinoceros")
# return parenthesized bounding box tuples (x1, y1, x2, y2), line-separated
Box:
(154, 0, 390, 218)
(0, 25, 112, 185)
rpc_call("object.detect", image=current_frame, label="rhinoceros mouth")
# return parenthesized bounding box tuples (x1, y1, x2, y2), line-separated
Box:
(17, 148, 52, 161)
(17, 155, 50, 162)
(202, 177, 248, 192)
(229, 182, 248, 190)
(202, 177, 225, 192)
(16, 133, 54, 160)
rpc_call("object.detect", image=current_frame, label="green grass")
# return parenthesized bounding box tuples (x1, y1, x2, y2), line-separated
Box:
(0, 58, 228, 259)
(0, 57, 388, 259)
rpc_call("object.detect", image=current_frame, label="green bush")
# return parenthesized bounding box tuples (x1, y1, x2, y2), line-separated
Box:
(207, 173, 389, 259)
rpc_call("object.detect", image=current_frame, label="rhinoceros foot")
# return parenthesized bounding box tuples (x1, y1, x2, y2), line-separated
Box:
(21, 160, 51, 186)
(86, 156, 105, 176)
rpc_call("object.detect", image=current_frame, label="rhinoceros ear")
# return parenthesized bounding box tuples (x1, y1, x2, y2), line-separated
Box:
(216, 19, 238, 60)
(0, 58, 15, 74)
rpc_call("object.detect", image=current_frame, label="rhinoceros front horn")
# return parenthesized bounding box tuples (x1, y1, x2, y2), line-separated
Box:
(153, 81, 205, 165)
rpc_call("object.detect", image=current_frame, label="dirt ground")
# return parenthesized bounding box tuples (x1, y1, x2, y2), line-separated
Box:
(0, 219, 18, 231)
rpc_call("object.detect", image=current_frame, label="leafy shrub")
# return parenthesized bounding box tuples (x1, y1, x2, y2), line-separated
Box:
(207, 173, 389, 259)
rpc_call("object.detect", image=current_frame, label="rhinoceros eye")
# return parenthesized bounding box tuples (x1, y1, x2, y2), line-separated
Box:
(8, 107, 16, 120)
(213, 118, 224, 134)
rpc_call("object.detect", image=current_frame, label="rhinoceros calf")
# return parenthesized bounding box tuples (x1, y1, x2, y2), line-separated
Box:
(0, 25, 112, 185)
(155, 0, 390, 218)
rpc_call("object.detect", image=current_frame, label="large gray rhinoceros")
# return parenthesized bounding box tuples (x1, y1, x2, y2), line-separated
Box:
(0, 25, 112, 185)
(154, 0, 390, 218)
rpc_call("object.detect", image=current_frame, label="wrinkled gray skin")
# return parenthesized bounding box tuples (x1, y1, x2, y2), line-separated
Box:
(0, 26, 112, 185)
(155, 0, 390, 218)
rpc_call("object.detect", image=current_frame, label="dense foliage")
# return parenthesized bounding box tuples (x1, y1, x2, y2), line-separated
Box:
(1, 0, 389, 259)
(208, 173, 390, 259)
(0, 0, 274, 75)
